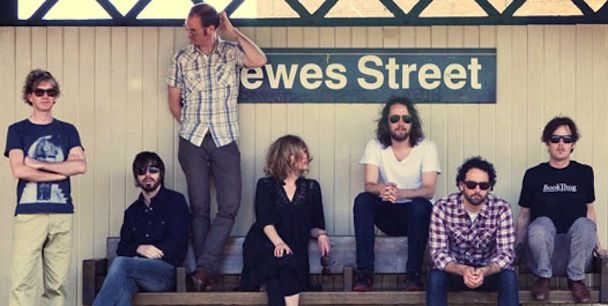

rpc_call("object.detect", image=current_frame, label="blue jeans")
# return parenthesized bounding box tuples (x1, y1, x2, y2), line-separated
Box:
(353, 192, 432, 277)
(426, 269, 519, 306)
(92, 256, 176, 306)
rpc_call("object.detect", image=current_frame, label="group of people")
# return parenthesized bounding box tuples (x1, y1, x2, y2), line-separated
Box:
(4, 3, 604, 306)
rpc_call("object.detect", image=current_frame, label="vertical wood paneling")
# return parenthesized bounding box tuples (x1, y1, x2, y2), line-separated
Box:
(430, 26, 448, 198)
(0, 27, 16, 302)
(591, 25, 608, 246)
(109, 27, 128, 235)
(494, 26, 513, 202)
(76, 26, 97, 305)
(1, 25, 608, 306)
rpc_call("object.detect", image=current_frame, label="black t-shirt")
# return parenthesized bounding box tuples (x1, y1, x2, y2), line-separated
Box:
(518, 161, 594, 233)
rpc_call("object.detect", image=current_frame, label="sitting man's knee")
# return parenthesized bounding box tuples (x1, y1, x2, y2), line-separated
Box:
(353, 192, 375, 213)
(528, 217, 556, 240)
(571, 217, 597, 233)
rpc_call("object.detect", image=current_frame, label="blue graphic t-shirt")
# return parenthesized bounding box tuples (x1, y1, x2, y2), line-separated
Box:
(4, 119, 83, 215)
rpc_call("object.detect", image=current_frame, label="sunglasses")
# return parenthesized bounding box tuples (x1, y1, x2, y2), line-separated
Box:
(320, 255, 331, 275)
(388, 114, 413, 124)
(549, 135, 573, 144)
(463, 181, 491, 190)
(33, 88, 58, 97)
(136, 165, 160, 176)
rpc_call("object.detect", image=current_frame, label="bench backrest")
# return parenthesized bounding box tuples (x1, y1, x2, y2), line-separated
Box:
(105, 236, 409, 274)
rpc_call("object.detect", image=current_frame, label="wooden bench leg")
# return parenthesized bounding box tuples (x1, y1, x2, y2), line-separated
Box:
(343, 266, 353, 291)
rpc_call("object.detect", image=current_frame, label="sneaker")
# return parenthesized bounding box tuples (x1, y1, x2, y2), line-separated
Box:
(404, 278, 424, 291)
(532, 276, 551, 301)
(568, 279, 591, 303)
(353, 270, 373, 292)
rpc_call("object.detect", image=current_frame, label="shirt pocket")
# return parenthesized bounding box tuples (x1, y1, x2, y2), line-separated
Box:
(214, 61, 236, 90)
(474, 226, 497, 250)
(183, 65, 206, 92)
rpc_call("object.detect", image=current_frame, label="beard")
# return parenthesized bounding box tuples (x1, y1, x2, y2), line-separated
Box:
(390, 128, 409, 142)
(463, 192, 486, 206)
(139, 178, 160, 192)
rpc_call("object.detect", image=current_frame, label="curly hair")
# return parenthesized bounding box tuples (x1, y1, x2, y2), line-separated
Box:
(455, 156, 497, 190)
(376, 97, 424, 148)
(22, 69, 60, 106)
(132, 151, 165, 187)
(541, 116, 580, 144)
(188, 3, 219, 28)
(265, 135, 312, 180)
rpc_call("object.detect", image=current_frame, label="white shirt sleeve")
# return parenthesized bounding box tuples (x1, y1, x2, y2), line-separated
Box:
(359, 139, 382, 166)
(421, 140, 441, 174)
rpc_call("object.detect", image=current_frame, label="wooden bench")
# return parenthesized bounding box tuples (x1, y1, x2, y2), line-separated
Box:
(83, 236, 608, 305)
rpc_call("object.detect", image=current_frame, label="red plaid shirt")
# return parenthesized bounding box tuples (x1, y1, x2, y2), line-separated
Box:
(430, 192, 515, 270)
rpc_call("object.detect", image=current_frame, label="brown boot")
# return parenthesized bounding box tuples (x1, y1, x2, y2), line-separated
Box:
(568, 279, 591, 303)
(532, 276, 550, 301)
(188, 270, 216, 292)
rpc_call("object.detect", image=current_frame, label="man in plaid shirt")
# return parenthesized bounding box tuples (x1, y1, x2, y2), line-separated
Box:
(427, 157, 518, 306)
(167, 3, 266, 291)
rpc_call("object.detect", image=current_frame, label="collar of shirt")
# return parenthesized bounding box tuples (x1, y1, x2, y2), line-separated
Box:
(136, 186, 167, 209)
(454, 193, 492, 221)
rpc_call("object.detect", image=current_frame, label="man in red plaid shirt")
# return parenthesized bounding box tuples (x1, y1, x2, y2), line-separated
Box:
(427, 157, 518, 306)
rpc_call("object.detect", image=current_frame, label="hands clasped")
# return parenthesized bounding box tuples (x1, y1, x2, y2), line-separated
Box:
(136, 244, 164, 259)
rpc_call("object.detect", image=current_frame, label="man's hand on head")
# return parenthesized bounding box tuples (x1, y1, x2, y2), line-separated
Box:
(217, 11, 239, 41)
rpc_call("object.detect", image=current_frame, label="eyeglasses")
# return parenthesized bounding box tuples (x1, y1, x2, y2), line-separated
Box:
(388, 114, 413, 124)
(549, 135, 574, 144)
(136, 165, 160, 176)
(463, 181, 491, 190)
(184, 25, 206, 36)
(320, 255, 331, 275)
(33, 88, 58, 97)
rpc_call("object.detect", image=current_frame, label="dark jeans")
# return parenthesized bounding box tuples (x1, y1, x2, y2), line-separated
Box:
(426, 269, 519, 306)
(353, 192, 432, 277)
(178, 135, 242, 273)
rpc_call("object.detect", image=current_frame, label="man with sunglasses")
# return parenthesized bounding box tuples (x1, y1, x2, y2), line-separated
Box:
(427, 157, 518, 306)
(167, 3, 266, 291)
(93, 152, 189, 306)
(516, 116, 604, 303)
(5, 69, 87, 306)
(353, 97, 440, 291)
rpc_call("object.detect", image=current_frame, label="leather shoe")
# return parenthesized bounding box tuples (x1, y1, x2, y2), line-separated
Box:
(532, 276, 550, 301)
(568, 279, 591, 303)
(188, 270, 215, 292)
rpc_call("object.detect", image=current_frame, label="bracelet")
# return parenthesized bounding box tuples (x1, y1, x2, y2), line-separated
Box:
(317, 232, 328, 238)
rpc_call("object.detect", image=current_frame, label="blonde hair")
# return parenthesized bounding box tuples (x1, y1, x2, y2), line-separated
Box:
(265, 135, 312, 180)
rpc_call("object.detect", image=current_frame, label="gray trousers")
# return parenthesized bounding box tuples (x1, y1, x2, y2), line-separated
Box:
(526, 217, 596, 281)
(178, 135, 241, 273)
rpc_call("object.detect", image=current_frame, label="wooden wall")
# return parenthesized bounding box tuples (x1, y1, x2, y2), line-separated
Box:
(0, 24, 607, 305)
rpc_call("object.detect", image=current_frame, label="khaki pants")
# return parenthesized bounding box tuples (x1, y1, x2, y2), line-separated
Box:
(9, 213, 73, 306)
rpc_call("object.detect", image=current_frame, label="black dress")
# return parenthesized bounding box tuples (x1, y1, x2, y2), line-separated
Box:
(240, 176, 326, 293)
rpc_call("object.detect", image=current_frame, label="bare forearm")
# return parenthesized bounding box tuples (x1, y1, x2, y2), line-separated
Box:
(310, 227, 328, 238)
(479, 263, 501, 277)
(36, 160, 86, 176)
(13, 165, 67, 182)
(237, 32, 266, 68)
(364, 182, 384, 195)
(444, 262, 469, 276)
(263, 225, 285, 246)
(397, 186, 435, 200)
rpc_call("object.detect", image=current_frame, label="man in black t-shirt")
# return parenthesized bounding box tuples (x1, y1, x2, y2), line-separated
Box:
(5, 70, 87, 306)
(515, 116, 604, 303)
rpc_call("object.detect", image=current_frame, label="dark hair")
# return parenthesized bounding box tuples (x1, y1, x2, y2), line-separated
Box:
(541, 116, 580, 144)
(456, 156, 497, 190)
(188, 3, 219, 28)
(376, 97, 424, 148)
(22, 69, 60, 105)
(265, 135, 312, 180)
(132, 151, 165, 187)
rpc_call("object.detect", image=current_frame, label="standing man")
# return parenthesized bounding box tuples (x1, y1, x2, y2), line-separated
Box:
(427, 157, 518, 306)
(516, 116, 604, 303)
(167, 3, 266, 291)
(5, 69, 87, 306)
(93, 152, 189, 306)
(353, 97, 440, 291)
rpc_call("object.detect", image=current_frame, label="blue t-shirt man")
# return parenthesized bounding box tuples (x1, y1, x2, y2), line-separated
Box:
(5, 118, 82, 215)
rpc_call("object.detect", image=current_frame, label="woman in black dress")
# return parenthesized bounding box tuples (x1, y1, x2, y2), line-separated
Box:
(240, 135, 331, 306)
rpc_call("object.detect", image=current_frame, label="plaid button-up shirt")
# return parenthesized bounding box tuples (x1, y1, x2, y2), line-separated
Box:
(167, 40, 244, 147)
(430, 192, 515, 271)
